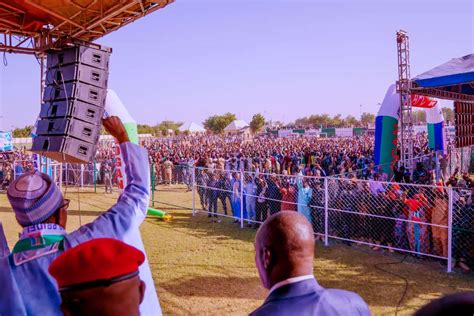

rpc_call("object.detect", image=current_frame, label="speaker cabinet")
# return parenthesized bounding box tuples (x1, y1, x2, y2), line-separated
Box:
(32, 44, 111, 163)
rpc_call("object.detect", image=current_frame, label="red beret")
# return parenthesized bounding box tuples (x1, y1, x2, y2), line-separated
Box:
(49, 238, 144, 291)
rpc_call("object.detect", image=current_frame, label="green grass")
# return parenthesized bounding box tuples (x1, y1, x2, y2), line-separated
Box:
(1, 185, 473, 315)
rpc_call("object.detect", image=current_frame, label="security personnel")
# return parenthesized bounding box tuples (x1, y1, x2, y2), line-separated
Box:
(49, 238, 146, 316)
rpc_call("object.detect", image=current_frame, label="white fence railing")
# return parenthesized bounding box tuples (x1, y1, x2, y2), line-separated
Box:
(180, 166, 472, 273)
(3, 161, 473, 273)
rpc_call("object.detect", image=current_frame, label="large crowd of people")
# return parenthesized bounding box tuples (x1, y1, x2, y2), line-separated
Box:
(1, 132, 473, 272)
(0, 149, 34, 190)
(139, 133, 473, 272)
(1, 117, 472, 315)
(140, 133, 461, 185)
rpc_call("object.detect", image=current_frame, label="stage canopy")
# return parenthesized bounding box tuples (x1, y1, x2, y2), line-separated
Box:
(224, 120, 249, 132)
(0, 0, 174, 54)
(179, 122, 205, 133)
(412, 54, 474, 102)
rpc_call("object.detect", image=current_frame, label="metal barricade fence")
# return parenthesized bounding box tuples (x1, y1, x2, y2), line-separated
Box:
(149, 164, 195, 211)
(2, 159, 470, 272)
(64, 163, 97, 187)
(184, 166, 472, 272)
(62, 162, 117, 193)
(325, 178, 450, 260)
(451, 187, 474, 271)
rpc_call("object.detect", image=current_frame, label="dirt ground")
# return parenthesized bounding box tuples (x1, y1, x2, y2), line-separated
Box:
(1, 185, 473, 316)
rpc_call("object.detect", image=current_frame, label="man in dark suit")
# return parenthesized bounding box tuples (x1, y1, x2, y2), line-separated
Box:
(251, 211, 371, 316)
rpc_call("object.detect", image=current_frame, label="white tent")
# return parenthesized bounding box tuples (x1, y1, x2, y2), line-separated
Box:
(224, 120, 249, 132)
(179, 122, 206, 133)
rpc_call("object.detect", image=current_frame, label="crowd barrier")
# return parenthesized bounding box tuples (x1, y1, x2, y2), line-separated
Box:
(161, 165, 472, 273)
(4, 158, 473, 273)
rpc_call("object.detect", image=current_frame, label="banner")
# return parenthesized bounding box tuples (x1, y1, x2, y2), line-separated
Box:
(0, 131, 13, 151)
(374, 84, 400, 176)
(104, 89, 138, 190)
(104, 89, 162, 316)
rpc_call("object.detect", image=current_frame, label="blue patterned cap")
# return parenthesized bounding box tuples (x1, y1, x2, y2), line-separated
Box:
(7, 171, 63, 226)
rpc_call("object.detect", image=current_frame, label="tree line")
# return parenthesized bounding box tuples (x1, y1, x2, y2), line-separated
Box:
(10, 107, 456, 137)
(293, 107, 454, 128)
(294, 113, 375, 128)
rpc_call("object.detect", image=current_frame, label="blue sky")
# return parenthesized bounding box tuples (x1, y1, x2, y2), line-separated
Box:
(0, 0, 472, 129)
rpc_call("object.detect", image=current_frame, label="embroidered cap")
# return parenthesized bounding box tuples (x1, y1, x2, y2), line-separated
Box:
(49, 238, 145, 291)
(7, 170, 63, 226)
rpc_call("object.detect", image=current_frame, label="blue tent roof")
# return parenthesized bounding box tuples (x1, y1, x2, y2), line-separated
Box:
(413, 54, 474, 96)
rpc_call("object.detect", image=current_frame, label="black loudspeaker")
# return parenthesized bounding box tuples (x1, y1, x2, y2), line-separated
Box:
(39, 99, 103, 127)
(45, 63, 108, 88)
(32, 136, 97, 164)
(32, 44, 111, 163)
(43, 81, 107, 107)
(36, 118, 99, 144)
(46, 45, 110, 70)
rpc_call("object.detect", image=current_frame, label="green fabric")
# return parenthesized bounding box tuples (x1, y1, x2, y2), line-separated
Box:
(321, 128, 336, 136)
(12, 235, 65, 254)
(124, 122, 138, 144)
(427, 124, 435, 149)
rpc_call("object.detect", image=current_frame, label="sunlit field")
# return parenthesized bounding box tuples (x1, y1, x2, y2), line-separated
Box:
(1, 185, 473, 315)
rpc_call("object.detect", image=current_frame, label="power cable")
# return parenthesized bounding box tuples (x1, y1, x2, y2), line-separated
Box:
(374, 255, 409, 316)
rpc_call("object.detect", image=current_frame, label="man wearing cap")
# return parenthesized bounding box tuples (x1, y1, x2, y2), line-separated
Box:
(0, 116, 152, 316)
(49, 238, 146, 316)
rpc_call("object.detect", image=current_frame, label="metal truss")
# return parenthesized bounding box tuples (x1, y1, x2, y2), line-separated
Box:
(396, 30, 415, 174)
(411, 84, 474, 102)
(0, 0, 174, 55)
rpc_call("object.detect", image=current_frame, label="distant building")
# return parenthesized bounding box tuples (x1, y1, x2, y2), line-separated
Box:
(224, 120, 252, 139)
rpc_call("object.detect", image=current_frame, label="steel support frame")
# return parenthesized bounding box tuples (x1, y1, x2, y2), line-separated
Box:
(411, 85, 474, 102)
(0, 30, 57, 55)
(0, 0, 174, 55)
(396, 30, 415, 175)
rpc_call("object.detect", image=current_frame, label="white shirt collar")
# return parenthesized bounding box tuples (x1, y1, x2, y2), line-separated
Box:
(269, 275, 315, 294)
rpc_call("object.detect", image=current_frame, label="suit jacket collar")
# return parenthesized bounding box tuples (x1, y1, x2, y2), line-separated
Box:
(264, 278, 323, 304)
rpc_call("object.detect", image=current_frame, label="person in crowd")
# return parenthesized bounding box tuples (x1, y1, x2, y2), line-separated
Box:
(14, 162, 24, 179)
(297, 175, 313, 224)
(0, 116, 160, 316)
(183, 156, 195, 191)
(163, 158, 173, 185)
(2, 164, 12, 190)
(266, 174, 282, 216)
(251, 211, 371, 315)
(279, 179, 297, 211)
(217, 172, 231, 216)
(196, 167, 208, 211)
(49, 238, 146, 316)
(431, 188, 449, 258)
(206, 172, 220, 222)
(255, 176, 268, 225)
(309, 180, 324, 239)
(405, 192, 429, 255)
(231, 172, 242, 222)
(244, 174, 257, 226)
(103, 162, 113, 194)
(413, 162, 430, 185)
(452, 189, 473, 272)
